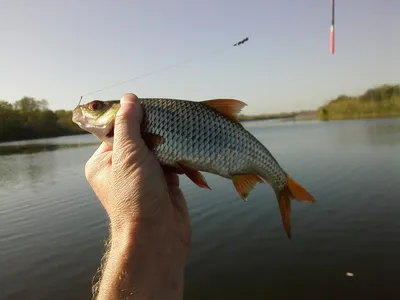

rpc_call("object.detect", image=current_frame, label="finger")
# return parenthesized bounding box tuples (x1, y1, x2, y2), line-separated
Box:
(85, 142, 112, 184)
(93, 141, 112, 157)
(162, 169, 189, 220)
(169, 186, 190, 222)
(163, 168, 180, 187)
(87, 142, 112, 167)
(113, 93, 146, 151)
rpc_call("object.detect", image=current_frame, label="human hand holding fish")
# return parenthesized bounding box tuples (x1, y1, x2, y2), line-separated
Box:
(84, 93, 190, 300)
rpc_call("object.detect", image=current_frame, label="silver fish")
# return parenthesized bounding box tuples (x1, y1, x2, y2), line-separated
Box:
(72, 98, 316, 238)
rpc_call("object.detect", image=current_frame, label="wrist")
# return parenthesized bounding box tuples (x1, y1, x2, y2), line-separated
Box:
(110, 218, 188, 264)
(106, 220, 187, 299)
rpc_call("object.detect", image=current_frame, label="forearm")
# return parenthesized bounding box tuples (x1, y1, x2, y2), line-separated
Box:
(94, 223, 187, 300)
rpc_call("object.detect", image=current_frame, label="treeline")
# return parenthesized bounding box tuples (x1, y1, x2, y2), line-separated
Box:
(239, 112, 296, 121)
(318, 84, 400, 120)
(2, 84, 399, 142)
(0, 97, 85, 143)
(239, 110, 316, 122)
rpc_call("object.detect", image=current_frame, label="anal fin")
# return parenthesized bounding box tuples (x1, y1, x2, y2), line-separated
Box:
(231, 173, 264, 201)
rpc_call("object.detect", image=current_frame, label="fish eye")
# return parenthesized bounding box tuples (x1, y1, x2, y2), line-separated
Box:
(88, 100, 102, 111)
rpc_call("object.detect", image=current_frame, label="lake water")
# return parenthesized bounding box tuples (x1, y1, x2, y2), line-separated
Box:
(1, 118, 400, 300)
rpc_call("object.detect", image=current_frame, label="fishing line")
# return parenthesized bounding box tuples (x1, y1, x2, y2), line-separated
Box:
(78, 37, 250, 103)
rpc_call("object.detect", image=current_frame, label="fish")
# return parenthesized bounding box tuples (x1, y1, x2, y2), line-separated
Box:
(72, 98, 316, 238)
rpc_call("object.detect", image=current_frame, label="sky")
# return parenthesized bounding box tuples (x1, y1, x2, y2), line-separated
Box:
(0, 0, 398, 115)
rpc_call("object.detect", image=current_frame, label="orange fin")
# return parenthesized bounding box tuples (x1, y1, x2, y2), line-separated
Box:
(162, 166, 184, 175)
(274, 174, 316, 239)
(286, 175, 316, 203)
(200, 99, 247, 123)
(143, 132, 164, 150)
(177, 162, 211, 190)
(231, 174, 264, 201)
(275, 188, 292, 239)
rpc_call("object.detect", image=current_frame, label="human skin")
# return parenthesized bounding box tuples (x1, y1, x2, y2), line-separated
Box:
(84, 93, 190, 300)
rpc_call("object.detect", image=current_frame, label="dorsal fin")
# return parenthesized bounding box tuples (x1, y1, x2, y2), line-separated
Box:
(200, 99, 247, 123)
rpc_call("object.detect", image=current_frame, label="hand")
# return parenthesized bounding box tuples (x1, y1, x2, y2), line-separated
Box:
(85, 93, 190, 300)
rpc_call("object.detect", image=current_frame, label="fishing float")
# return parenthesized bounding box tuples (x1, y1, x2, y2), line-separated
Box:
(331, 0, 335, 54)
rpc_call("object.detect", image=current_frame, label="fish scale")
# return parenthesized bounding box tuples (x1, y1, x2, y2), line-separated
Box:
(72, 97, 316, 238)
(139, 98, 288, 196)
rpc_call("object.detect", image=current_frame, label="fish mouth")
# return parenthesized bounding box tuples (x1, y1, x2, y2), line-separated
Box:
(72, 105, 115, 140)
(72, 106, 83, 126)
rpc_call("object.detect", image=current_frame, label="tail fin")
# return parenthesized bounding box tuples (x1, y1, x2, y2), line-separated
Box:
(275, 188, 292, 239)
(286, 174, 316, 204)
(275, 174, 316, 239)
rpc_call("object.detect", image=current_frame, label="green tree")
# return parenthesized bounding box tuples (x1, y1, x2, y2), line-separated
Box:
(318, 84, 400, 120)
(0, 96, 85, 142)
(0, 101, 13, 110)
(14, 97, 48, 111)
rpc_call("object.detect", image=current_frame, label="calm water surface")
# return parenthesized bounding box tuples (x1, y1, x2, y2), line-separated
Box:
(1, 118, 400, 300)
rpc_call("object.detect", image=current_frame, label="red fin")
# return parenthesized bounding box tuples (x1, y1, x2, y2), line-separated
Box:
(200, 99, 247, 123)
(275, 188, 292, 239)
(177, 162, 211, 190)
(162, 166, 184, 175)
(274, 174, 316, 239)
(286, 175, 316, 203)
(143, 133, 164, 150)
(231, 174, 264, 201)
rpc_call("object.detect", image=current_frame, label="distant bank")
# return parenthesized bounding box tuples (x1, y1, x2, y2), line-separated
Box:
(240, 83, 400, 122)
(0, 98, 86, 143)
(317, 83, 400, 121)
(1, 83, 399, 143)
(239, 111, 316, 122)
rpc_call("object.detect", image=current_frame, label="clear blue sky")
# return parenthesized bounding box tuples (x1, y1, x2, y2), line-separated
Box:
(1, 0, 398, 114)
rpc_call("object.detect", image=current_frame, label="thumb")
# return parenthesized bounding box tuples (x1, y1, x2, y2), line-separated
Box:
(113, 93, 145, 151)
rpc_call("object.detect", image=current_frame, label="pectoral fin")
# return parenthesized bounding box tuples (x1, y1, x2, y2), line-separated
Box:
(177, 162, 211, 190)
(142, 132, 164, 150)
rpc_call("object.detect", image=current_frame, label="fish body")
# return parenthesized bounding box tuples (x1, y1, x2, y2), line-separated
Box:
(72, 98, 316, 238)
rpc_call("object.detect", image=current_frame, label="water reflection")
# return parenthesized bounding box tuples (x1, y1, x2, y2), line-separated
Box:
(363, 119, 400, 146)
(0, 142, 99, 156)
(328, 118, 400, 147)
(0, 139, 100, 189)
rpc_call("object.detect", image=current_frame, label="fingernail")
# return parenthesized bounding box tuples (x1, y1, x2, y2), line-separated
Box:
(120, 94, 137, 105)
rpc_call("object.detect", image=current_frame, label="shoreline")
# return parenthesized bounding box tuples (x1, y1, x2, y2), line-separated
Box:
(0, 132, 89, 145)
(317, 114, 400, 121)
(2, 114, 399, 145)
(2, 83, 398, 143)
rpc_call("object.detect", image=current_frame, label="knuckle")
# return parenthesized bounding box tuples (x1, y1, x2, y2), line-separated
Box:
(84, 160, 94, 182)
(113, 145, 149, 172)
(112, 150, 133, 172)
(85, 156, 102, 184)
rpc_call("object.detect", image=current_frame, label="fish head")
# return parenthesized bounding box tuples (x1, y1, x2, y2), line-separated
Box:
(72, 100, 120, 145)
